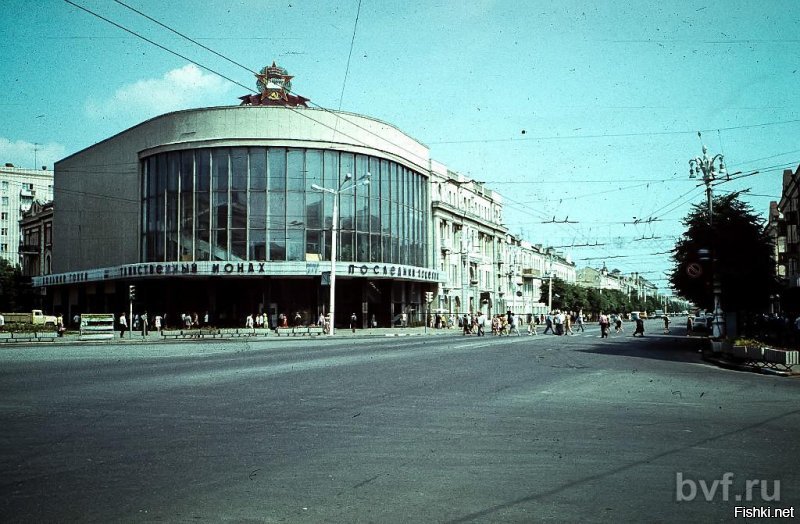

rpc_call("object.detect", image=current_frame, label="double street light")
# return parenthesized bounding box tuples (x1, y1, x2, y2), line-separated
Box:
(311, 172, 370, 336)
(689, 136, 726, 339)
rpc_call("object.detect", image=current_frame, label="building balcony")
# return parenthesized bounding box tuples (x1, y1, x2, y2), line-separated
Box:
(18, 243, 39, 255)
(440, 239, 452, 253)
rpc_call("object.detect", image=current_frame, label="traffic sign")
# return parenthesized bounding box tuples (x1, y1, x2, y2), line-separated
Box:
(686, 262, 703, 278)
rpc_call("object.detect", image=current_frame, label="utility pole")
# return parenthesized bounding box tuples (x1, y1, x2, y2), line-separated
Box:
(311, 172, 370, 336)
(548, 273, 553, 312)
(689, 134, 726, 339)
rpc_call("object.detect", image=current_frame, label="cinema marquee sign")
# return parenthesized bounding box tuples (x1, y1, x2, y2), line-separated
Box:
(34, 261, 442, 287)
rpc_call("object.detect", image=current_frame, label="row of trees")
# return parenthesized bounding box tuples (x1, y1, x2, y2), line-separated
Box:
(539, 277, 663, 319)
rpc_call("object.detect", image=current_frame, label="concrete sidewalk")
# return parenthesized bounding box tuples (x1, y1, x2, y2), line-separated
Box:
(41, 325, 462, 344)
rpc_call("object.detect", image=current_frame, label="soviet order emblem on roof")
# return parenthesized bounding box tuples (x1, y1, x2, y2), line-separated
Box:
(239, 61, 310, 107)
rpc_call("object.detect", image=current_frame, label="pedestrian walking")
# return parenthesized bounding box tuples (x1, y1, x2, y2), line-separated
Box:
(477, 312, 486, 336)
(633, 317, 645, 337)
(119, 312, 127, 338)
(141, 311, 149, 336)
(663, 315, 670, 334)
(543, 313, 554, 335)
(527, 314, 538, 336)
(350, 312, 358, 333)
(509, 312, 521, 336)
(154, 314, 162, 333)
(553, 311, 564, 336)
(576, 310, 585, 332)
(599, 312, 610, 338)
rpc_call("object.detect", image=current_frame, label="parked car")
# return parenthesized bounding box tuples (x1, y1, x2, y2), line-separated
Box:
(690, 314, 713, 332)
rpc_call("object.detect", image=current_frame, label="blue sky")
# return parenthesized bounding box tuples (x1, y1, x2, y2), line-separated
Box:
(2, 0, 799, 292)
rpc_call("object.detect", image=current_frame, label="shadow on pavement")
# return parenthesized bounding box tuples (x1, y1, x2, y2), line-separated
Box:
(574, 332, 707, 364)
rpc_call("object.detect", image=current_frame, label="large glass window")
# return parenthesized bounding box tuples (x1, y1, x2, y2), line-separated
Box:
(179, 151, 194, 261)
(195, 149, 211, 261)
(141, 146, 429, 268)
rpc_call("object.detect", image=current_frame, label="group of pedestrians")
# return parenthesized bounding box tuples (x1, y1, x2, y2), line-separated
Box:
(458, 310, 592, 337)
(540, 310, 584, 336)
(118, 311, 212, 337)
(598, 312, 646, 338)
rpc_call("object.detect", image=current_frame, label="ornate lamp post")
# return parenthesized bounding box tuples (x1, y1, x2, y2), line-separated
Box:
(311, 172, 370, 335)
(689, 136, 727, 339)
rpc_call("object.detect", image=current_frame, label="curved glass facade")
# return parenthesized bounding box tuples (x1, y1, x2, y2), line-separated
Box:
(141, 147, 428, 267)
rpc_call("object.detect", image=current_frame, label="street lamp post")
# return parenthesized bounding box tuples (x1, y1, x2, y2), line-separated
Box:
(689, 136, 727, 339)
(311, 172, 370, 336)
(545, 252, 554, 312)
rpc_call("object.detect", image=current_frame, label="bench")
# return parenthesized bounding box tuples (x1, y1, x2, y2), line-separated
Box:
(160, 329, 220, 339)
(274, 326, 323, 336)
(218, 328, 246, 338)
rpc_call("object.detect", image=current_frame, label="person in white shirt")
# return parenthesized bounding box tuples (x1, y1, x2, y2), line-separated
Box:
(118, 313, 127, 338)
(509, 312, 521, 336)
(477, 312, 486, 336)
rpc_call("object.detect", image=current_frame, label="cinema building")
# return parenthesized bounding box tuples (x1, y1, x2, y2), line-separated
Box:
(38, 93, 442, 327)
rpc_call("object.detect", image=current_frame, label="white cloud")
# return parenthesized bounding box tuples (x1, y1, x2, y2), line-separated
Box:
(85, 64, 232, 121)
(0, 138, 66, 170)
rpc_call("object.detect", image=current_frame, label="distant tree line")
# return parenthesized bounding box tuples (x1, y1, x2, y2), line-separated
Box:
(540, 277, 662, 319)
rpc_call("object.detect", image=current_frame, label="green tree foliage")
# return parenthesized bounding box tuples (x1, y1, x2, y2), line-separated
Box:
(543, 277, 588, 312)
(0, 259, 33, 312)
(539, 278, 641, 317)
(669, 192, 777, 314)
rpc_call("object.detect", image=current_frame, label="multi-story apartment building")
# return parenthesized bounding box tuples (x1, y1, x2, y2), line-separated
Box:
(773, 166, 799, 288)
(577, 266, 659, 305)
(430, 161, 507, 316)
(430, 163, 578, 318)
(0, 164, 54, 268)
(498, 238, 576, 315)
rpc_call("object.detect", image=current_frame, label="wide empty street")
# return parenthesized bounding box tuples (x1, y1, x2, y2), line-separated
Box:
(1, 323, 798, 523)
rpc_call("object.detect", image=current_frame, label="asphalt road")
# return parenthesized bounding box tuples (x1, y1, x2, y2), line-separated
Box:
(0, 321, 798, 523)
